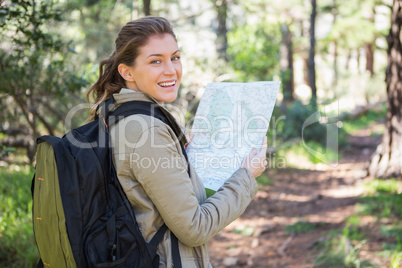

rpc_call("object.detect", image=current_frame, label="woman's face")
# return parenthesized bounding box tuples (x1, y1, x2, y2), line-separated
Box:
(124, 34, 182, 103)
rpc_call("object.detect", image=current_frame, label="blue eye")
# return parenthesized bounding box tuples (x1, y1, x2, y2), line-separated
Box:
(172, 56, 180, 61)
(151, 60, 161, 64)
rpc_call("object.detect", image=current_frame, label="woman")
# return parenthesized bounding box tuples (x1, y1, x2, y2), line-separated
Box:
(86, 16, 267, 268)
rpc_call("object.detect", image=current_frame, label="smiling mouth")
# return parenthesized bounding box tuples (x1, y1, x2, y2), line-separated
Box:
(158, 81, 176, 87)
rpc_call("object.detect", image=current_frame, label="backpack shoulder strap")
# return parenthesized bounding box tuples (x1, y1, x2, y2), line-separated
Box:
(107, 101, 168, 127)
(107, 100, 184, 268)
(108, 101, 190, 166)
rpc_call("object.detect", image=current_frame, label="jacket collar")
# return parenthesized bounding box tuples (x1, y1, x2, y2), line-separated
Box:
(113, 88, 188, 146)
(113, 88, 159, 105)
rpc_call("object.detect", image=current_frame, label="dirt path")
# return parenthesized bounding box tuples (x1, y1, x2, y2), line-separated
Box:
(209, 125, 385, 267)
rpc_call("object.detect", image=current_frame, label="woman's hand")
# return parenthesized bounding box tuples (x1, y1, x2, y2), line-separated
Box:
(241, 136, 268, 178)
(184, 132, 194, 150)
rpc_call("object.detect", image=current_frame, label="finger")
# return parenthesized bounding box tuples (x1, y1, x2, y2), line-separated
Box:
(251, 147, 258, 155)
(186, 132, 194, 142)
(259, 136, 268, 156)
(261, 136, 268, 147)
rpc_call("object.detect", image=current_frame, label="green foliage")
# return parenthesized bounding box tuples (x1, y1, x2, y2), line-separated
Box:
(0, 166, 38, 267)
(345, 215, 361, 226)
(279, 100, 327, 144)
(380, 241, 402, 268)
(63, 0, 132, 63)
(314, 231, 371, 267)
(0, 0, 90, 162)
(268, 100, 344, 167)
(227, 22, 281, 81)
(285, 221, 324, 234)
(381, 224, 402, 264)
(342, 225, 366, 242)
(256, 173, 272, 186)
(341, 104, 387, 135)
(357, 179, 402, 219)
(322, 13, 377, 50)
(381, 225, 402, 242)
(303, 141, 340, 164)
(277, 140, 339, 168)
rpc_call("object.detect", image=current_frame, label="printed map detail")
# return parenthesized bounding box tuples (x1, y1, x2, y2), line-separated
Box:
(186, 81, 280, 192)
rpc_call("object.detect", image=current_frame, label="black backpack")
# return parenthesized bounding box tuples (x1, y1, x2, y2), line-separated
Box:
(32, 97, 185, 267)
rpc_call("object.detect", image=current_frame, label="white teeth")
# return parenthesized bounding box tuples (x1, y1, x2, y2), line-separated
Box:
(159, 81, 175, 87)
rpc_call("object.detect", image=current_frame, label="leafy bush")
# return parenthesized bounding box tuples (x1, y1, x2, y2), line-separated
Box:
(256, 173, 272, 186)
(227, 22, 280, 81)
(280, 101, 327, 144)
(285, 221, 324, 234)
(358, 179, 402, 218)
(0, 166, 38, 267)
(341, 103, 387, 134)
(314, 231, 371, 267)
(276, 140, 340, 168)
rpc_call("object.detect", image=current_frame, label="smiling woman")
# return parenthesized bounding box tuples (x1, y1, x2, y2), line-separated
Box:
(83, 16, 267, 268)
(117, 34, 182, 103)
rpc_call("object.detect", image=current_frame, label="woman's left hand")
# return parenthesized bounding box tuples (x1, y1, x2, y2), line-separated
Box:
(185, 132, 194, 150)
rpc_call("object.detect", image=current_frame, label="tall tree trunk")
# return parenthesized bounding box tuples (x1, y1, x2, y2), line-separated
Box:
(368, 0, 402, 179)
(213, 0, 228, 61)
(304, 57, 310, 86)
(308, 0, 317, 106)
(143, 0, 151, 16)
(365, 5, 376, 77)
(280, 24, 294, 103)
(365, 42, 374, 76)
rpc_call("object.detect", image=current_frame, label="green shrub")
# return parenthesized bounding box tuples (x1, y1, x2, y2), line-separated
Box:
(0, 166, 38, 267)
(342, 225, 366, 242)
(358, 179, 402, 218)
(276, 140, 340, 168)
(280, 100, 327, 145)
(285, 221, 324, 234)
(314, 232, 371, 267)
(341, 104, 387, 135)
(256, 173, 272, 186)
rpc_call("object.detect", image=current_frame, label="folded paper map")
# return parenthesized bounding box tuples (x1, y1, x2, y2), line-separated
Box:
(186, 81, 280, 197)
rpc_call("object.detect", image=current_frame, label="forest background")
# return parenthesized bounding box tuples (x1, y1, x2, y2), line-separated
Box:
(1, 0, 401, 267)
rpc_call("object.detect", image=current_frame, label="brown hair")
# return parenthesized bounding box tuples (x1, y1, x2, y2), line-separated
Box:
(86, 16, 176, 121)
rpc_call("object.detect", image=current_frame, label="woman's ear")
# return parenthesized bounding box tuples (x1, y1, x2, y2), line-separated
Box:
(118, 63, 135, 82)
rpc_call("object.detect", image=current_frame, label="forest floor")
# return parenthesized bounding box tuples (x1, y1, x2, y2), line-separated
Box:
(209, 121, 398, 267)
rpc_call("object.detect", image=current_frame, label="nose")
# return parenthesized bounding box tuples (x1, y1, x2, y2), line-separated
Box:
(164, 61, 176, 76)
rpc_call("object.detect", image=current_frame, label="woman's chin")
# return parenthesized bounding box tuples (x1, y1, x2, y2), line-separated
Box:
(157, 93, 178, 104)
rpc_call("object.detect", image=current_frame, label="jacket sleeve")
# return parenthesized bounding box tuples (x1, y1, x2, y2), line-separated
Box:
(130, 124, 259, 247)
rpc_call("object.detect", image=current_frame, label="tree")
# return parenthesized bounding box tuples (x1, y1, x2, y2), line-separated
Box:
(143, 0, 151, 16)
(368, 0, 402, 178)
(0, 0, 88, 163)
(280, 23, 295, 103)
(227, 22, 281, 81)
(213, 0, 229, 61)
(308, 0, 317, 106)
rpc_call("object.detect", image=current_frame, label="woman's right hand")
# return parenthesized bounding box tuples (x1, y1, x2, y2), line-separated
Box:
(240, 136, 268, 178)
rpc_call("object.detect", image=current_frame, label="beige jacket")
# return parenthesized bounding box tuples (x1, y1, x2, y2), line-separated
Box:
(109, 89, 259, 267)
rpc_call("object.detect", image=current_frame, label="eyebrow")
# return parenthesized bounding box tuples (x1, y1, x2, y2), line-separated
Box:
(147, 49, 180, 58)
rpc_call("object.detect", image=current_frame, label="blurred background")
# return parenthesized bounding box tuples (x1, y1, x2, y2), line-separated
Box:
(1, 0, 401, 267)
